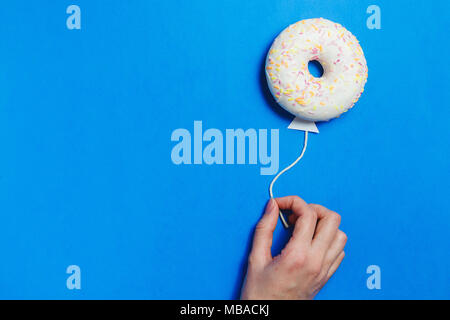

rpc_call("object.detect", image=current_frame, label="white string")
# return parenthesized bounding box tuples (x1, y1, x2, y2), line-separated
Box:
(269, 131, 309, 228)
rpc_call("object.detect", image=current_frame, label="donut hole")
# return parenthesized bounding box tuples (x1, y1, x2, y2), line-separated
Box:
(308, 60, 324, 78)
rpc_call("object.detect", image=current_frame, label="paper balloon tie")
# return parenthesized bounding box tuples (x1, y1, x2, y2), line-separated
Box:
(269, 117, 318, 228)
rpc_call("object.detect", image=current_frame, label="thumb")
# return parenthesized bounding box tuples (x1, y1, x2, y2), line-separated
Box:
(249, 199, 279, 267)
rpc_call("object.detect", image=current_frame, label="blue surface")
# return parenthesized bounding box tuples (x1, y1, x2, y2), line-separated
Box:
(0, 0, 449, 299)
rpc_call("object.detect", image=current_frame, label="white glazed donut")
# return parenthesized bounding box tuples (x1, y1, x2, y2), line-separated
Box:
(266, 18, 368, 122)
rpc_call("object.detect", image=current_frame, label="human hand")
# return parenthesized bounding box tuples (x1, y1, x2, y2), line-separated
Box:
(241, 196, 347, 300)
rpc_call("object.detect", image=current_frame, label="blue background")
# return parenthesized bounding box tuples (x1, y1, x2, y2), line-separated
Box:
(0, 0, 448, 299)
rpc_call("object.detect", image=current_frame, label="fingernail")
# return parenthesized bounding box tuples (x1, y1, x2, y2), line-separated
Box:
(266, 198, 276, 214)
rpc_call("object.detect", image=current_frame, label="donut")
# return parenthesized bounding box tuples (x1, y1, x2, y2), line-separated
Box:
(266, 18, 368, 122)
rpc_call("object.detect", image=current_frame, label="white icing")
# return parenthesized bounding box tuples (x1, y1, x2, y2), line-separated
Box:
(266, 18, 368, 122)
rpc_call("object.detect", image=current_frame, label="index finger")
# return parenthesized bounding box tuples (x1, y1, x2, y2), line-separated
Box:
(309, 204, 341, 251)
(275, 196, 317, 244)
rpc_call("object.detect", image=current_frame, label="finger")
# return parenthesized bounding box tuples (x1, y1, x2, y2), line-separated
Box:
(276, 196, 317, 245)
(323, 230, 347, 270)
(326, 251, 345, 281)
(249, 199, 279, 267)
(309, 204, 341, 252)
